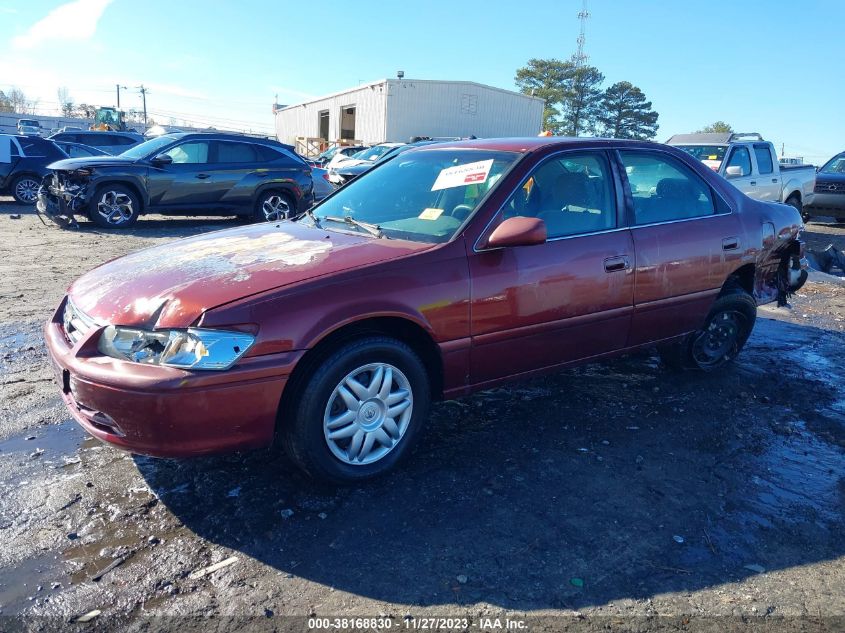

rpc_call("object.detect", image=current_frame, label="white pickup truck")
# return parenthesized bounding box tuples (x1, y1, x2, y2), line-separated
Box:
(667, 132, 816, 219)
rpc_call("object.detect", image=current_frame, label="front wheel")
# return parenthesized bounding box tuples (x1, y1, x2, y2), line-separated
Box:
(89, 185, 140, 228)
(282, 337, 431, 483)
(659, 289, 757, 371)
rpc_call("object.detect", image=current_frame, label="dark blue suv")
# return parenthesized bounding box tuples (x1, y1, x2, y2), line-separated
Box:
(37, 132, 313, 228)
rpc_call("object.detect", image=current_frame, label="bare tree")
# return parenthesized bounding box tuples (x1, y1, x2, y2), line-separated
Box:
(7, 87, 28, 114)
(57, 86, 75, 117)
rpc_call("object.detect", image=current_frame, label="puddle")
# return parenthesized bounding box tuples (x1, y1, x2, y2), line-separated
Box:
(0, 551, 65, 609)
(0, 419, 88, 458)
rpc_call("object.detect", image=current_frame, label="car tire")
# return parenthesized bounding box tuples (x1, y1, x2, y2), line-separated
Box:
(658, 287, 757, 371)
(11, 174, 40, 205)
(89, 184, 140, 229)
(254, 190, 296, 222)
(282, 336, 431, 484)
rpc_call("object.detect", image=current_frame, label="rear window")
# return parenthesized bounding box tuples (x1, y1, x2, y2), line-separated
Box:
(673, 144, 728, 171)
(216, 141, 259, 163)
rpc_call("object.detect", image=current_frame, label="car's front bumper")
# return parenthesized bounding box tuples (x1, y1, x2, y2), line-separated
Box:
(44, 298, 300, 458)
(806, 191, 845, 214)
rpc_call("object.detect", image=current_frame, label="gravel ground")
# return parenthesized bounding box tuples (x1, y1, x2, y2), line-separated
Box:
(0, 200, 844, 632)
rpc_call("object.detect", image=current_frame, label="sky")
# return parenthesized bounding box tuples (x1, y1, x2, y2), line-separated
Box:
(0, 0, 842, 163)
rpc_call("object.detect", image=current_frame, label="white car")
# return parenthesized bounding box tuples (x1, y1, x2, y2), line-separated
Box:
(327, 143, 404, 183)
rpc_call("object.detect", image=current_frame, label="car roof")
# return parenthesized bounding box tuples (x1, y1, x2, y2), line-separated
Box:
(164, 131, 291, 148)
(405, 136, 666, 154)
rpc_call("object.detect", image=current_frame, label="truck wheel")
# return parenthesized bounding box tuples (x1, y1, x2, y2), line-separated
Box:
(90, 185, 140, 229)
(282, 336, 431, 483)
(11, 174, 40, 205)
(783, 195, 810, 222)
(659, 288, 756, 371)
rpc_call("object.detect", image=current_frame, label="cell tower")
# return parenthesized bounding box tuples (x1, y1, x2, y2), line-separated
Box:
(574, 0, 590, 67)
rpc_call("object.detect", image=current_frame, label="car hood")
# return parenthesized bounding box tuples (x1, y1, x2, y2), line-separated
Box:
(68, 221, 431, 329)
(47, 156, 137, 171)
(815, 172, 845, 185)
(338, 163, 373, 176)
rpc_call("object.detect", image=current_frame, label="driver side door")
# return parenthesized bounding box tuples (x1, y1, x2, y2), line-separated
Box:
(466, 150, 634, 385)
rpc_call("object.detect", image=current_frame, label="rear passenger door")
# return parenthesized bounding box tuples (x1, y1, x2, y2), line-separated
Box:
(751, 143, 779, 201)
(210, 140, 266, 205)
(618, 150, 742, 346)
(468, 150, 634, 384)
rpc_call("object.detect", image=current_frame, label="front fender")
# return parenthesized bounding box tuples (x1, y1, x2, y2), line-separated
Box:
(82, 174, 149, 209)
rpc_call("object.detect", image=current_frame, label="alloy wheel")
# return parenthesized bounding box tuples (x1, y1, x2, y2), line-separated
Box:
(14, 178, 39, 204)
(96, 190, 135, 225)
(261, 195, 291, 221)
(323, 362, 413, 465)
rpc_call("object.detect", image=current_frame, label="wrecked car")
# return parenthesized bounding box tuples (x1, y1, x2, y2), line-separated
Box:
(44, 137, 807, 483)
(36, 132, 314, 228)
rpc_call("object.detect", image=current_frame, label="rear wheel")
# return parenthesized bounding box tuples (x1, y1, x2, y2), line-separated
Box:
(89, 185, 140, 228)
(11, 174, 40, 205)
(659, 288, 757, 371)
(282, 336, 431, 483)
(254, 190, 295, 222)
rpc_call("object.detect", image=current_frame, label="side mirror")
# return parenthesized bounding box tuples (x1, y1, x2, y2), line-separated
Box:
(725, 165, 743, 178)
(485, 216, 547, 249)
(151, 153, 173, 165)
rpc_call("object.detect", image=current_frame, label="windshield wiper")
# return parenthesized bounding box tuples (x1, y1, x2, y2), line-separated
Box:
(305, 207, 322, 228)
(323, 215, 384, 238)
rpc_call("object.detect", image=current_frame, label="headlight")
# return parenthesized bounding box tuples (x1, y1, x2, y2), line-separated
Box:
(97, 326, 255, 370)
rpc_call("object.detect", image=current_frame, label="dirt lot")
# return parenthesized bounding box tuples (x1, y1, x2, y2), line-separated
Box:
(1, 200, 844, 632)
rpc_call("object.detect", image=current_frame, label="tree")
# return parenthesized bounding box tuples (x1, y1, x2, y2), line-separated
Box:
(515, 58, 573, 134)
(57, 86, 75, 117)
(697, 121, 733, 134)
(560, 64, 604, 137)
(75, 103, 97, 119)
(597, 81, 659, 140)
(0, 90, 12, 113)
(7, 87, 28, 113)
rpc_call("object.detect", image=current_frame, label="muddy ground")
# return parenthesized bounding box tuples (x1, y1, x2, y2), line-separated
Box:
(0, 200, 844, 632)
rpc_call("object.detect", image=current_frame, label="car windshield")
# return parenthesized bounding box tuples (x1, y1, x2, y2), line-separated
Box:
(119, 134, 179, 159)
(820, 155, 845, 174)
(311, 148, 518, 243)
(355, 144, 399, 162)
(19, 120, 37, 127)
(674, 144, 728, 169)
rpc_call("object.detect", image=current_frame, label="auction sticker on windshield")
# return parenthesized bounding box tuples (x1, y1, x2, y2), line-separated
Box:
(431, 159, 494, 191)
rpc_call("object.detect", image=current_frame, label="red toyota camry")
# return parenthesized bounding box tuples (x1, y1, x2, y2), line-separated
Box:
(45, 137, 807, 483)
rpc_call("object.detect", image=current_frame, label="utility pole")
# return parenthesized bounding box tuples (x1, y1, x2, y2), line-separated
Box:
(574, 0, 590, 68)
(116, 84, 127, 109)
(137, 85, 148, 127)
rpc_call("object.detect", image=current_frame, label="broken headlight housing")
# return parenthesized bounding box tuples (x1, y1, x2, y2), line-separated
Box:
(97, 326, 255, 370)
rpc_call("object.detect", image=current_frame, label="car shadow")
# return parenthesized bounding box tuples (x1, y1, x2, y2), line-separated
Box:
(134, 317, 845, 610)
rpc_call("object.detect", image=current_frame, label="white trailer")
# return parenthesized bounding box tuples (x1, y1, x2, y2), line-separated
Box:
(274, 78, 544, 147)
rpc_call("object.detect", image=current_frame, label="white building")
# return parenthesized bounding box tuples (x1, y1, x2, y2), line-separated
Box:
(274, 78, 544, 148)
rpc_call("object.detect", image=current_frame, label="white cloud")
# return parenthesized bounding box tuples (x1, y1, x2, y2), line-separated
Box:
(11, 0, 113, 50)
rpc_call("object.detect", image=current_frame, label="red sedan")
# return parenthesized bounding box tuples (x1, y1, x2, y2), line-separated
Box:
(45, 137, 807, 483)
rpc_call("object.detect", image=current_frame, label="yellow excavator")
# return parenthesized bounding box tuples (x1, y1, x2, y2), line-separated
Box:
(89, 106, 127, 131)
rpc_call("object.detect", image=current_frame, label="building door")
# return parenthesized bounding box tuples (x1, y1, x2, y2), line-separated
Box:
(318, 110, 329, 141)
(340, 106, 356, 140)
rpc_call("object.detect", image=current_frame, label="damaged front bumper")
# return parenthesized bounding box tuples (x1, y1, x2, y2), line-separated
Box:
(44, 297, 298, 457)
(36, 172, 91, 228)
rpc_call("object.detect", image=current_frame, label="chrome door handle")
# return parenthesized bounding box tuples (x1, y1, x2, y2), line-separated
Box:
(604, 255, 630, 272)
(195, 173, 210, 180)
(722, 237, 740, 251)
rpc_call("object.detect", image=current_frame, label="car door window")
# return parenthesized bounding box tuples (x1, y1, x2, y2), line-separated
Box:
(502, 152, 616, 238)
(726, 147, 751, 177)
(753, 144, 774, 175)
(216, 141, 259, 163)
(620, 151, 715, 225)
(163, 141, 210, 164)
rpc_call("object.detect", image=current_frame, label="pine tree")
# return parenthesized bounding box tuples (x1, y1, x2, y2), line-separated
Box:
(597, 81, 659, 140)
